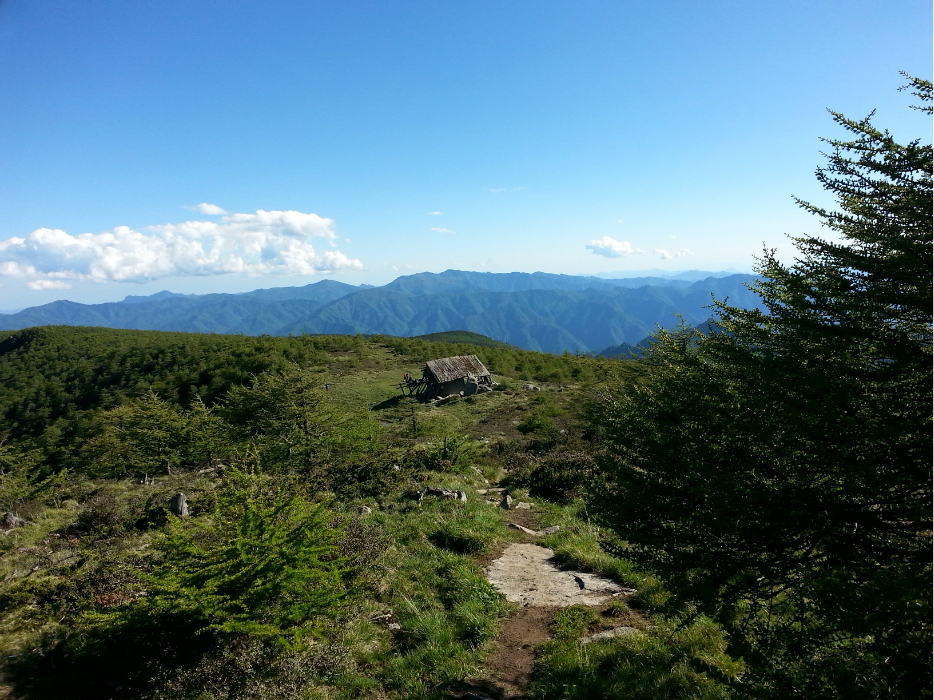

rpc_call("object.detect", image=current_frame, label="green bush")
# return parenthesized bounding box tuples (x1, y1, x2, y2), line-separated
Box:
(550, 604, 599, 639)
(429, 524, 487, 555)
(529, 619, 743, 700)
(144, 467, 347, 641)
(502, 450, 595, 503)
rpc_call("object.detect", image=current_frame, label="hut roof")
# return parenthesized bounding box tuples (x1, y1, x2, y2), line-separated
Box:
(424, 355, 491, 384)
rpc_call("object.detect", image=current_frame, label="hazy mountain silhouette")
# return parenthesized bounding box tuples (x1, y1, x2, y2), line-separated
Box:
(0, 271, 758, 353)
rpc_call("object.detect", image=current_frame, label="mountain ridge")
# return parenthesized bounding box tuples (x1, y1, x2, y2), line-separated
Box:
(0, 270, 759, 353)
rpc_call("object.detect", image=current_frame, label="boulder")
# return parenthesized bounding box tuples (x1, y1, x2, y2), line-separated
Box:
(356, 505, 373, 516)
(499, 494, 513, 510)
(1, 512, 32, 530)
(536, 525, 561, 536)
(514, 502, 533, 510)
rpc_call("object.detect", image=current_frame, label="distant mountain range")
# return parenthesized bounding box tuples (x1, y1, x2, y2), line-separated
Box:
(0, 270, 759, 354)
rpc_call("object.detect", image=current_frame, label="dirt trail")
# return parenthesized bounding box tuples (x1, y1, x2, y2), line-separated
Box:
(455, 606, 555, 699)
(450, 497, 633, 699)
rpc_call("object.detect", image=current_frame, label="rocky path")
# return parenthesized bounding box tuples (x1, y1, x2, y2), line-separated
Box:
(449, 495, 637, 699)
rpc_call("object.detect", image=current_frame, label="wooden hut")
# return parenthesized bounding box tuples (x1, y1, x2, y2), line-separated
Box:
(423, 354, 493, 398)
(398, 354, 494, 399)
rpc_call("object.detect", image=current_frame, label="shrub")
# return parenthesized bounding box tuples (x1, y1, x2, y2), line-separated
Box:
(144, 468, 347, 641)
(503, 450, 595, 503)
(529, 618, 743, 700)
(550, 604, 599, 639)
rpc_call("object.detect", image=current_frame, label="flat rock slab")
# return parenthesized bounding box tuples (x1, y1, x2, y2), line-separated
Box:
(486, 543, 625, 607)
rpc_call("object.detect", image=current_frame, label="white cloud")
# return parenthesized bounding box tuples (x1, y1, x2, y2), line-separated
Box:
(586, 236, 644, 258)
(27, 279, 72, 290)
(431, 227, 456, 235)
(428, 211, 443, 216)
(185, 202, 228, 215)
(0, 209, 364, 287)
(653, 248, 694, 259)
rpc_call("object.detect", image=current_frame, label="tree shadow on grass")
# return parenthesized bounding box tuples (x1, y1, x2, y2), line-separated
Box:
(6, 612, 213, 700)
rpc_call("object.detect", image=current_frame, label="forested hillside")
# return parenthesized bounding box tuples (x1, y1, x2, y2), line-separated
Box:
(0, 325, 692, 700)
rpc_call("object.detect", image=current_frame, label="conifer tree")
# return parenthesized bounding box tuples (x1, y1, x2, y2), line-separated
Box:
(592, 76, 932, 698)
(223, 366, 372, 484)
(145, 463, 346, 641)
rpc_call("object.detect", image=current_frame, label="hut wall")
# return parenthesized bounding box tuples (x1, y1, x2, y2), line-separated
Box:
(440, 378, 474, 396)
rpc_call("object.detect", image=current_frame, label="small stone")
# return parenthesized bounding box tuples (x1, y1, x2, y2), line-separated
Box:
(514, 502, 532, 510)
(536, 525, 561, 536)
(507, 523, 538, 535)
(356, 505, 373, 515)
(387, 622, 401, 631)
(581, 626, 640, 644)
(522, 384, 541, 391)
(418, 486, 468, 502)
(370, 610, 394, 624)
(499, 494, 513, 510)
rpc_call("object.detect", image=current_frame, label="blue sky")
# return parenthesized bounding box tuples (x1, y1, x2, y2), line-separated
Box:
(0, 0, 929, 308)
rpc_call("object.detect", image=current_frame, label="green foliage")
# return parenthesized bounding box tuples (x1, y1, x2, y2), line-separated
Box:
(410, 330, 515, 348)
(529, 619, 743, 700)
(439, 560, 509, 647)
(550, 604, 599, 639)
(590, 76, 932, 698)
(416, 433, 478, 473)
(0, 440, 60, 512)
(429, 522, 489, 555)
(145, 466, 347, 641)
(502, 449, 595, 503)
(223, 366, 374, 485)
(83, 392, 230, 478)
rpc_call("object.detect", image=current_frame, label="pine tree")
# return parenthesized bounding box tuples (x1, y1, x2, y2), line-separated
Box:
(592, 76, 932, 698)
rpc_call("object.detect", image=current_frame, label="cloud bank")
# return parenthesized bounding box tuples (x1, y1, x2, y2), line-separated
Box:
(0, 208, 364, 287)
(586, 236, 644, 257)
(653, 248, 694, 259)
